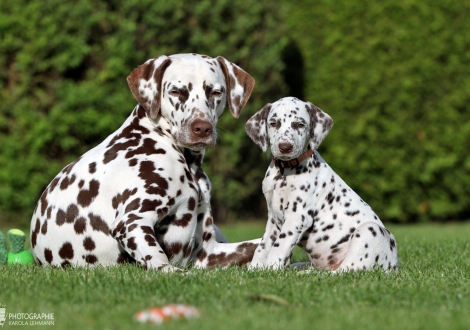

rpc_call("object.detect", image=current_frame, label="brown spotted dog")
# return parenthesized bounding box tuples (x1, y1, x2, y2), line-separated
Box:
(30, 53, 259, 271)
(246, 97, 398, 271)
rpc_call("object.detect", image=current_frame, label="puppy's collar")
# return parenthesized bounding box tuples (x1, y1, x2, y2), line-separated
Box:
(272, 147, 313, 173)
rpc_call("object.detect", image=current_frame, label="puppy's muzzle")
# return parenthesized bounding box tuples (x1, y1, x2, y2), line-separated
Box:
(278, 142, 293, 154)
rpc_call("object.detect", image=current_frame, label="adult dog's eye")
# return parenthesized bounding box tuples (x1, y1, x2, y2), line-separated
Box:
(269, 122, 277, 128)
(212, 90, 223, 97)
(297, 123, 306, 129)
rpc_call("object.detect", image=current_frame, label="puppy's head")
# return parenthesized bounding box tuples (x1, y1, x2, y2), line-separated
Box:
(246, 97, 333, 160)
(127, 53, 255, 151)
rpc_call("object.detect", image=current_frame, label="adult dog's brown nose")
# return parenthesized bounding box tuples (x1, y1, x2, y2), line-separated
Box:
(278, 142, 293, 154)
(191, 119, 213, 138)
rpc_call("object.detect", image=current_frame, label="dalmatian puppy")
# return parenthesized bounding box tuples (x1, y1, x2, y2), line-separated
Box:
(30, 53, 259, 271)
(246, 97, 398, 271)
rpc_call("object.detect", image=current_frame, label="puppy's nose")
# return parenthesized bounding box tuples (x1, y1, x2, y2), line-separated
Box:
(278, 142, 293, 154)
(191, 119, 213, 138)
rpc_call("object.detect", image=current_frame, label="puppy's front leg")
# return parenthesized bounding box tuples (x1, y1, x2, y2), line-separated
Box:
(264, 210, 312, 269)
(250, 209, 279, 268)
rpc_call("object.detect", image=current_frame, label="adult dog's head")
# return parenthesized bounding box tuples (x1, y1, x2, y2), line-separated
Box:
(246, 97, 333, 160)
(127, 53, 255, 151)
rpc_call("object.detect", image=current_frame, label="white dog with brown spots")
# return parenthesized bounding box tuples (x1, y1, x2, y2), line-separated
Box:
(246, 97, 398, 271)
(31, 54, 259, 271)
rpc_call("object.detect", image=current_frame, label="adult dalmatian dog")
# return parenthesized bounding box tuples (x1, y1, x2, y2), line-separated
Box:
(246, 97, 398, 271)
(30, 53, 259, 271)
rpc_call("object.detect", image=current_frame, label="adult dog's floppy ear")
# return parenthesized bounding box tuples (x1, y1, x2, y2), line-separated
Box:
(217, 56, 255, 118)
(245, 103, 271, 152)
(307, 102, 333, 150)
(127, 55, 172, 120)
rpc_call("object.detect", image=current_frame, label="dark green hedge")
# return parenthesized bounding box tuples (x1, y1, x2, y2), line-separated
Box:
(0, 0, 288, 224)
(1, 0, 469, 225)
(285, 0, 470, 222)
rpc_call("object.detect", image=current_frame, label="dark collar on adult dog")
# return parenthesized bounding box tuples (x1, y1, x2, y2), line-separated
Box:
(272, 147, 313, 174)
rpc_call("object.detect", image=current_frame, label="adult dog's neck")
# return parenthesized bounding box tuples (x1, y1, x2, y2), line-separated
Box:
(146, 109, 173, 140)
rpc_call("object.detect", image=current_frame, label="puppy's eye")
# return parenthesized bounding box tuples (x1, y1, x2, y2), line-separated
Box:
(293, 122, 305, 129)
(169, 90, 181, 97)
(269, 122, 277, 128)
(212, 91, 223, 97)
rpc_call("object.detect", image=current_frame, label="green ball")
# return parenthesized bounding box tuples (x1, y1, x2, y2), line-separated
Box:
(7, 250, 35, 265)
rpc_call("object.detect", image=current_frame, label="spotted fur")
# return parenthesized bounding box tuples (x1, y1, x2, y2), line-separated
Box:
(31, 53, 258, 271)
(246, 97, 398, 271)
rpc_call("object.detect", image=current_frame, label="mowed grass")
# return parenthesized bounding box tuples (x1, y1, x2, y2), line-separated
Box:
(0, 223, 469, 330)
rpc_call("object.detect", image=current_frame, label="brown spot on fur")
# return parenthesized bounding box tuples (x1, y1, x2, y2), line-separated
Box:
(83, 254, 98, 264)
(174, 213, 193, 227)
(58, 242, 74, 259)
(103, 111, 151, 164)
(83, 237, 96, 251)
(61, 157, 81, 175)
(88, 213, 110, 235)
(125, 198, 141, 213)
(164, 242, 183, 257)
(60, 174, 76, 190)
(56, 209, 66, 226)
(145, 234, 157, 246)
(89, 162, 97, 174)
(187, 197, 196, 211)
(49, 177, 60, 193)
(39, 189, 49, 217)
(40, 219, 48, 235)
(202, 231, 212, 242)
(140, 199, 163, 212)
(139, 161, 169, 197)
(74, 217, 87, 234)
(125, 138, 167, 159)
(66, 204, 79, 223)
(77, 179, 100, 207)
(127, 237, 137, 250)
(56, 204, 79, 226)
(197, 248, 208, 261)
(141, 226, 154, 235)
(368, 226, 377, 237)
(112, 188, 138, 209)
(44, 248, 53, 264)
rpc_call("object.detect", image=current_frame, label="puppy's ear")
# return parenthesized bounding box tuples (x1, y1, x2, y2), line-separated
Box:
(217, 56, 255, 118)
(245, 103, 271, 152)
(307, 102, 333, 150)
(127, 55, 172, 120)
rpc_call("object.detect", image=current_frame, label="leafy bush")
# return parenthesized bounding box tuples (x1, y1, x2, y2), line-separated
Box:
(284, 0, 470, 222)
(0, 0, 288, 224)
(1, 0, 469, 225)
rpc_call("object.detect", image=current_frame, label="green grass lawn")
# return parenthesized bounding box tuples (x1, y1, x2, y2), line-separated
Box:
(0, 223, 469, 329)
